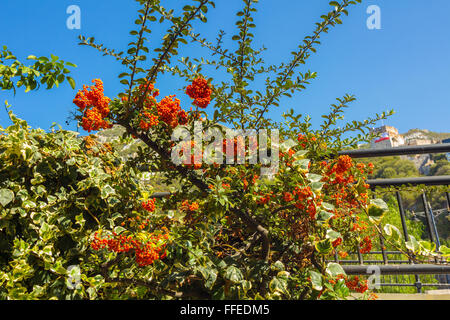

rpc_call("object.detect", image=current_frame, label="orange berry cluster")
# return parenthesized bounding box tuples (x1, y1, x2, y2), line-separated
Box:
(141, 199, 156, 212)
(73, 79, 112, 132)
(140, 113, 159, 130)
(180, 200, 199, 212)
(292, 186, 320, 219)
(186, 77, 212, 109)
(137, 82, 188, 131)
(157, 95, 188, 128)
(359, 235, 373, 254)
(279, 149, 296, 167)
(321, 155, 370, 211)
(337, 275, 369, 293)
(332, 237, 343, 248)
(242, 174, 258, 190)
(283, 192, 294, 202)
(325, 155, 356, 185)
(121, 216, 150, 230)
(91, 230, 169, 267)
(297, 134, 317, 149)
(256, 191, 274, 205)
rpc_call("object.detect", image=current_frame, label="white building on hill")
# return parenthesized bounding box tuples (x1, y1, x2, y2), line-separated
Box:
(370, 125, 405, 149)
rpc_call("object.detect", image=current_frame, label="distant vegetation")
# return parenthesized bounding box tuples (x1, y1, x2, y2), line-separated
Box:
(402, 129, 450, 142)
(362, 156, 419, 179)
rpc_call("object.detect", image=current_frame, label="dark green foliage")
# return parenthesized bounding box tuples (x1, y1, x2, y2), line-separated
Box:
(0, 113, 141, 299)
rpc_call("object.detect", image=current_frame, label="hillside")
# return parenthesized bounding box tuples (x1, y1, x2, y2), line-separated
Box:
(402, 129, 450, 142)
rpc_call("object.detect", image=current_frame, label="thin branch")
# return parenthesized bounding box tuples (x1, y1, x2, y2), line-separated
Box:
(135, 0, 209, 114)
(189, 31, 237, 62)
(253, 1, 351, 128)
(126, 0, 153, 110)
(120, 121, 271, 261)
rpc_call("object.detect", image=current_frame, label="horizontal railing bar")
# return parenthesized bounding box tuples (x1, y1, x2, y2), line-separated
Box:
(331, 260, 412, 264)
(379, 283, 450, 287)
(363, 251, 404, 255)
(345, 251, 404, 255)
(150, 176, 450, 197)
(149, 192, 172, 198)
(343, 264, 450, 275)
(339, 143, 450, 158)
(367, 176, 450, 188)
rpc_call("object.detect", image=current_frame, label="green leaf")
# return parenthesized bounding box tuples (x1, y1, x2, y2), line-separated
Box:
(384, 224, 402, 243)
(67, 77, 76, 89)
(293, 150, 308, 159)
(405, 235, 420, 253)
(0, 189, 14, 207)
(333, 278, 350, 297)
(322, 202, 335, 211)
(317, 210, 334, 222)
(75, 213, 85, 229)
(269, 277, 288, 294)
(280, 139, 297, 152)
(419, 240, 436, 253)
(325, 262, 346, 277)
(101, 184, 115, 199)
(439, 245, 450, 256)
(309, 270, 323, 291)
(22, 200, 36, 209)
(310, 181, 324, 191)
(271, 260, 285, 271)
(113, 226, 126, 235)
(315, 239, 333, 255)
(306, 173, 322, 182)
(368, 198, 388, 221)
(326, 229, 341, 242)
(241, 280, 252, 293)
(198, 266, 217, 290)
(224, 265, 244, 283)
(292, 159, 310, 170)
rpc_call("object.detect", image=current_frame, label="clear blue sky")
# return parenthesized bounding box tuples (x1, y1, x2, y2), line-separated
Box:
(1, 0, 449, 134)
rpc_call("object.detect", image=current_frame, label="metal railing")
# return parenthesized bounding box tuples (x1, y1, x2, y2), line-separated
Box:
(338, 143, 450, 293)
(148, 143, 450, 293)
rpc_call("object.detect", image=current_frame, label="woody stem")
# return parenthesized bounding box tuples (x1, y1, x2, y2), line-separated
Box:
(120, 121, 271, 261)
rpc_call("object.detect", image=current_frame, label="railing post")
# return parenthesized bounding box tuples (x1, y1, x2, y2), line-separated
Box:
(446, 192, 450, 210)
(341, 143, 450, 293)
(396, 191, 410, 241)
(379, 231, 388, 265)
(428, 196, 450, 287)
(421, 193, 439, 246)
(445, 192, 450, 286)
(396, 191, 422, 292)
(427, 204, 441, 249)
(370, 191, 388, 265)
(356, 244, 364, 265)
